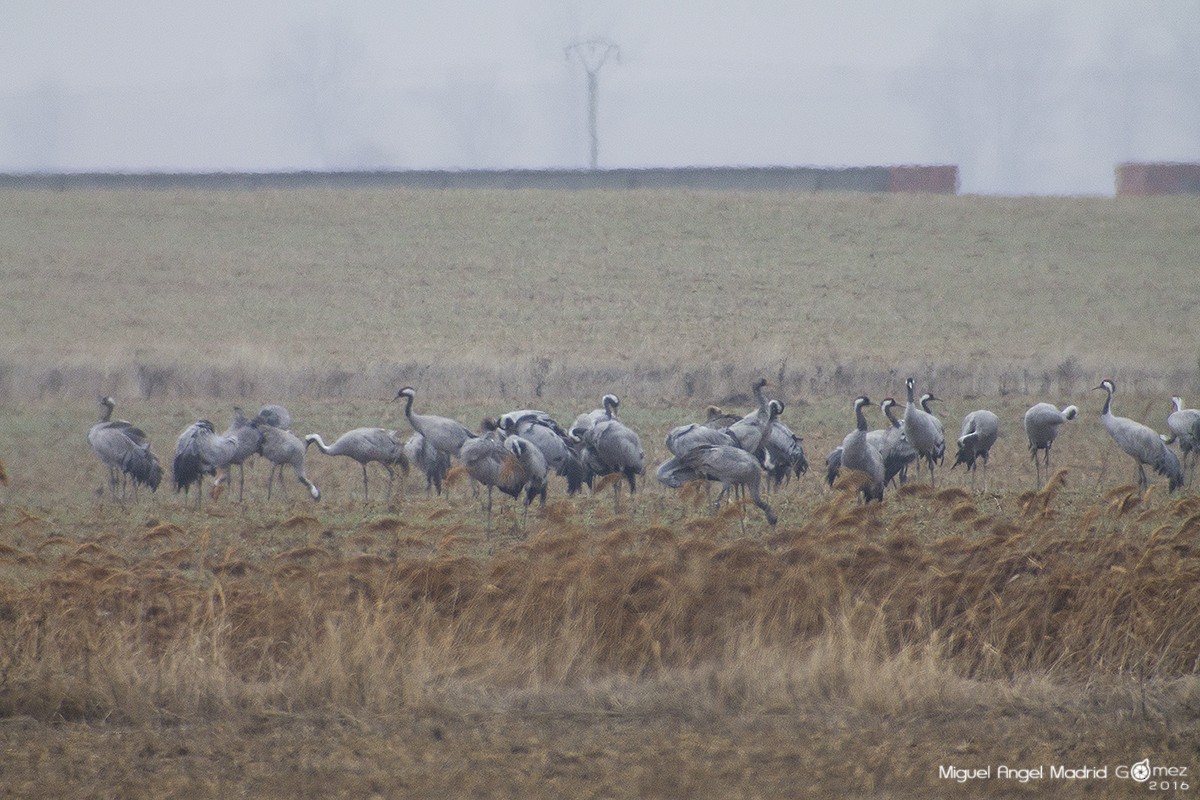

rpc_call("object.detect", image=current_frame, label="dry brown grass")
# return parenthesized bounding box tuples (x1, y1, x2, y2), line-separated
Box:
(3, 478, 1200, 796)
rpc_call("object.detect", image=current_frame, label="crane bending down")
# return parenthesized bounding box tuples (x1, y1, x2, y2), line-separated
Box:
(679, 443, 777, 525)
(1165, 397, 1200, 485)
(305, 428, 409, 502)
(458, 434, 523, 533)
(260, 424, 320, 501)
(173, 419, 241, 506)
(952, 409, 1000, 491)
(1023, 402, 1076, 488)
(88, 397, 163, 500)
(1095, 379, 1182, 493)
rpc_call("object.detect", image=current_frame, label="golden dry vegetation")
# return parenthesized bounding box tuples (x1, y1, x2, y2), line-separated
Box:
(2, 188, 1200, 797)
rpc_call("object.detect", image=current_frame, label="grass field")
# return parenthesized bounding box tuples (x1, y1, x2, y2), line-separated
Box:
(2, 189, 1200, 797)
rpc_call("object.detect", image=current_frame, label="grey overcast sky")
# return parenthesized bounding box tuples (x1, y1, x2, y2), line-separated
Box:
(2, 0, 1197, 194)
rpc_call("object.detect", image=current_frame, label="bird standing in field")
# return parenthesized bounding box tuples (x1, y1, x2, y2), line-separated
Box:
(679, 443, 777, 525)
(840, 395, 885, 503)
(762, 401, 808, 490)
(88, 396, 163, 501)
(1095, 379, 1182, 493)
(506, 435, 549, 524)
(458, 433, 524, 533)
(952, 409, 1000, 491)
(259, 424, 320, 501)
(902, 378, 945, 487)
(578, 394, 645, 514)
(1164, 397, 1200, 485)
(1023, 402, 1077, 488)
(498, 411, 586, 495)
(172, 418, 240, 506)
(217, 407, 264, 502)
(394, 386, 476, 462)
(404, 431, 452, 496)
(305, 428, 409, 503)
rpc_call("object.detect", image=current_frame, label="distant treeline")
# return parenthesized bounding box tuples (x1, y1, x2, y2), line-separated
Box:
(0, 165, 959, 193)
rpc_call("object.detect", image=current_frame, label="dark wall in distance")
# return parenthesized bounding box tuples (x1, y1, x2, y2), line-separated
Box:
(1115, 162, 1200, 195)
(0, 165, 959, 193)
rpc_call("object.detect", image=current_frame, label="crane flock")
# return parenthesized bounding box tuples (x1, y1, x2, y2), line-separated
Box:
(84, 379, 1200, 520)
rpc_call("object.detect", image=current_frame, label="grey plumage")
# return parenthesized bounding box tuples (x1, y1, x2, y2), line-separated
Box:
(579, 396, 645, 513)
(506, 435, 549, 522)
(305, 428, 409, 502)
(876, 397, 917, 486)
(259, 424, 320, 501)
(253, 404, 292, 430)
(394, 386, 476, 459)
(1023, 402, 1077, 488)
(1165, 396, 1200, 485)
(902, 378, 945, 487)
(1096, 379, 1183, 493)
(724, 378, 773, 455)
(404, 432, 452, 496)
(88, 397, 163, 500)
(172, 418, 240, 504)
(570, 393, 620, 441)
(678, 443, 777, 525)
(458, 434, 523, 532)
(840, 395, 885, 502)
(219, 407, 264, 502)
(762, 402, 808, 489)
(657, 421, 737, 488)
(952, 409, 1000, 491)
(499, 412, 585, 495)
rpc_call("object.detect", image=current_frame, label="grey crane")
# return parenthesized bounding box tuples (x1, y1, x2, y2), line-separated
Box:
(656, 421, 737, 488)
(498, 412, 586, 495)
(458, 434, 523, 532)
(678, 443, 777, 525)
(394, 386, 476, 460)
(403, 431, 452, 496)
(216, 407, 264, 502)
(1095, 379, 1183, 493)
(172, 418, 241, 506)
(840, 395, 885, 503)
(259, 424, 320, 501)
(952, 409, 1000, 491)
(569, 393, 620, 441)
(1023, 402, 1077, 488)
(902, 378, 945, 487)
(305, 428, 409, 502)
(506, 435, 549, 524)
(829, 398, 915, 490)
(579, 399, 645, 514)
(876, 397, 918, 486)
(253, 404, 292, 430)
(88, 396, 163, 501)
(762, 401, 808, 490)
(724, 378, 773, 455)
(1165, 397, 1200, 485)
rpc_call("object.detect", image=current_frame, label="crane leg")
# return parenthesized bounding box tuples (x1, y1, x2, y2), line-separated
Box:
(361, 464, 370, 503)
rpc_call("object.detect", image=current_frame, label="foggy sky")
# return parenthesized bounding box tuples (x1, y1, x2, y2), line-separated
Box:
(2, 0, 1197, 194)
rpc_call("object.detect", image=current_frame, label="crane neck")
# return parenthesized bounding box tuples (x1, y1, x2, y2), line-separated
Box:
(1100, 386, 1113, 416)
(855, 402, 869, 432)
(99, 403, 113, 423)
(306, 433, 330, 453)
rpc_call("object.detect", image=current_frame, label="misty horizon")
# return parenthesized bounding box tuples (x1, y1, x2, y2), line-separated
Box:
(2, 1, 1197, 195)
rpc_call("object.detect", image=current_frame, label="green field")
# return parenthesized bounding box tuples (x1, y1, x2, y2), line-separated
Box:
(2, 189, 1200, 798)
